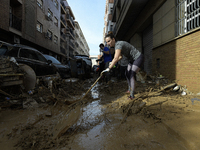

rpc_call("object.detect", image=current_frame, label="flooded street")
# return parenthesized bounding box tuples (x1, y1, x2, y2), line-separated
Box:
(1, 77, 200, 150)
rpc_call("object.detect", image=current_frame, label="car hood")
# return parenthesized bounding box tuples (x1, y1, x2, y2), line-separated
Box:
(52, 63, 69, 69)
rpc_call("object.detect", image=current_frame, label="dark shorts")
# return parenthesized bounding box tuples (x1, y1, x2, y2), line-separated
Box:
(133, 54, 144, 68)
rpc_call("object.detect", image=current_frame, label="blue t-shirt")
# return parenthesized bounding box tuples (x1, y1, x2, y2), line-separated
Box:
(103, 47, 112, 63)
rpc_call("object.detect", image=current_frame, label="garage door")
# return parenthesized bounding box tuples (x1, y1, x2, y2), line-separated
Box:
(142, 25, 153, 74)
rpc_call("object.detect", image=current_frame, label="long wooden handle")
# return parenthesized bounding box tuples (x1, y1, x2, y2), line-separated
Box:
(81, 73, 103, 100)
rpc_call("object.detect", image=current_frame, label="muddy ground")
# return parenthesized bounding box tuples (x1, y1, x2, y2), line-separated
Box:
(0, 75, 200, 150)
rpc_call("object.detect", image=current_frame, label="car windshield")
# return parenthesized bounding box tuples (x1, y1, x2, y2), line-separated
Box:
(44, 55, 61, 64)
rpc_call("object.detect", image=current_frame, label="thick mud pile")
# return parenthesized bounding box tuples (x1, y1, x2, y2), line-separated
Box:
(1, 77, 200, 150)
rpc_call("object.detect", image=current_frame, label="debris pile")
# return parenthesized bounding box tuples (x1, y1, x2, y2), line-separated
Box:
(0, 75, 87, 109)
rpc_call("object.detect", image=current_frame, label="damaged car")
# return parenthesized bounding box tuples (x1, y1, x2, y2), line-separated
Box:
(74, 54, 92, 78)
(43, 54, 71, 79)
(0, 43, 57, 76)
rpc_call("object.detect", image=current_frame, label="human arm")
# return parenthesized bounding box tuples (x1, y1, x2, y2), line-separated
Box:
(101, 50, 110, 54)
(108, 49, 121, 69)
(101, 47, 110, 55)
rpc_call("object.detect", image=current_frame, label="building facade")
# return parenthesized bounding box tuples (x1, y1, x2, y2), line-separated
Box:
(60, 0, 76, 60)
(0, 0, 78, 63)
(103, 0, 115, 44)
(110, 0, 200, 93)
(74, 21, 90, 56)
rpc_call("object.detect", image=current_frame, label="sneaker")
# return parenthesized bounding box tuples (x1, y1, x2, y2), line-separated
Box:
(125, 90, 130, 94)
(127, 96, 134, 100)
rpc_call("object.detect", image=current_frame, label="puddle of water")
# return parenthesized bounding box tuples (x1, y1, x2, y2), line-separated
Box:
(191, 98, 200, 105)
(90, 82, 100, 99)
(69, 82, 124, 149)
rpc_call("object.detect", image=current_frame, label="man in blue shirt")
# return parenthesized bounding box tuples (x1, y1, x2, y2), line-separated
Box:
(99, 43, 112, 83)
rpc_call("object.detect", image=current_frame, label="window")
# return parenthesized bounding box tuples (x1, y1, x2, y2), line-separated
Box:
(110, 25, 113, 31)
(37, 0, 43, 9)
(110, 8, 113, 14)
(47, 30, 52, 40)
(19, 49, 37, 60)
(0, 46, 9, 55)
(54, 17, 58, 26)
(36, 21, 43, 33)
(6, 48, 19, 57)
(48, 9, 53, 20)
(54, 0, 58, 8)
(176, 0, 200, 36)
(19, 49, 47, 62)
(54, 35, 58, 44)
(35, 51, 47, 62)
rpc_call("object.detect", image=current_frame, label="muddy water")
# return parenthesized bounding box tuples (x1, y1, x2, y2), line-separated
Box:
(1, 79, 200, 149)
(66, 83, 188, 150)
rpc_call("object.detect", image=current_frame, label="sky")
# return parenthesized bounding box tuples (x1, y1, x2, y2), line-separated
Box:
(67, 0, 105, 56)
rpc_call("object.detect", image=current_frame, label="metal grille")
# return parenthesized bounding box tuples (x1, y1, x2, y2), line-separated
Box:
(176, 0, 200, 36)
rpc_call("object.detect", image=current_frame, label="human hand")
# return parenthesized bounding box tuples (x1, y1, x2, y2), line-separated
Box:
(101, 68, 110, 74)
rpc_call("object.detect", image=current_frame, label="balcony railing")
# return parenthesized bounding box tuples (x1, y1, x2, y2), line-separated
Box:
(66, 14, 75, 27)
(60, 31, 66, 40)
(60, 1, 67, 13)
(9, 13, 22, 31)
(69, 28, 74, 37)
(69, 40, 75, 49)
(60, 16, 66, 27)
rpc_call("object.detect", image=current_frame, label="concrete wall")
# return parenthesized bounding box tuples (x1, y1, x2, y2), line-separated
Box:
(129, 33, 142, 52)
(0, 0, 10, 31)
(153, 0, 175, 47)
(152, 0, 200, 94)
(35, 0, 60, 54)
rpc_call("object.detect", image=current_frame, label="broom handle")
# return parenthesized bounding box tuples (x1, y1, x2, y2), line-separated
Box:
(81, 73, 103, 100)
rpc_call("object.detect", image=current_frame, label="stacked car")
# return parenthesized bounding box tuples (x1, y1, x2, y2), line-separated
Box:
(0, 41, 71, 79)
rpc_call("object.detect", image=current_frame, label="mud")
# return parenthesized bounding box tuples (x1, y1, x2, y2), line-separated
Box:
(1, 76, 200, 150)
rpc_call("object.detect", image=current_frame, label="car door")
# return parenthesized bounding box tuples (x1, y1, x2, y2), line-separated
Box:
(34, 50, 57, 75)
(18, 48, 56, 76)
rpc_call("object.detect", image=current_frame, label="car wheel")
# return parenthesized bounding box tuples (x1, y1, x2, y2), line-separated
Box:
(18, 64, 36, 91)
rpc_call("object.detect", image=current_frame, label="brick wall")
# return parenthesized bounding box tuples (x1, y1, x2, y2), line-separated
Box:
(0, 0, 9, 31)
(153, 30, 200, 94)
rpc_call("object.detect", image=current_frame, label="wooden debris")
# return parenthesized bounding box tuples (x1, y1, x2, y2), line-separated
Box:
(146, 100, 168, 108)
(52, 74, 103, 139)
(121, 83, 176, 124)
(0, 89, 15, 98)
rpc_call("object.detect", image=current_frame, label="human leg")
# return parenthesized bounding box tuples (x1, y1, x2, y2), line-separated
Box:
(129, 65, 139, 98)
(125, 63, 131, 93)
(128, 54, 144, 98)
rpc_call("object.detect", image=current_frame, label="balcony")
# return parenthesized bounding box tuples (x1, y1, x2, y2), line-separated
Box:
(60, 30, 66, 41)
(66, 14, 75, 29)
(66, 27, 74, 39)
(60, 1, 66, 14)
(60, 15, 66, 28)
(69, 40, 75, 49)
(69, 49, 74, 57)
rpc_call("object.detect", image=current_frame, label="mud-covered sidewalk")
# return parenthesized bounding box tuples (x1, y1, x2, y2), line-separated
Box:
(0, 76, 200, 150)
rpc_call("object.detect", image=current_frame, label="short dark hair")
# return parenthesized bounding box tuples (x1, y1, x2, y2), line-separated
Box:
(99, 43, 104, 48)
